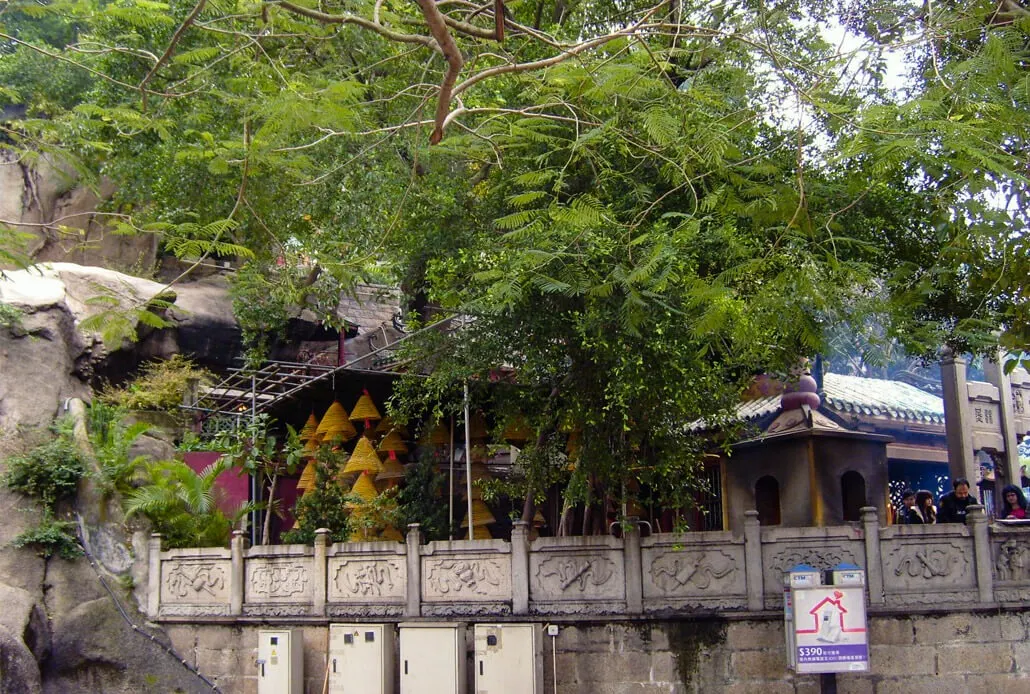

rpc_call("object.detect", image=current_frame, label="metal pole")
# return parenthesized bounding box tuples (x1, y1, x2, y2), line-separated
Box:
(464, 383, 473, 541)
(820, 674, 837, 694)
(250, 373, 259, 547)
(448, 414, 455, 541)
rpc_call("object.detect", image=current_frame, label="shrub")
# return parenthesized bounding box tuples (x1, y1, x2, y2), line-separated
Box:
(11, 516, 82, 559)
(4, 419, 86, 507)
(99, 354, 211, 412)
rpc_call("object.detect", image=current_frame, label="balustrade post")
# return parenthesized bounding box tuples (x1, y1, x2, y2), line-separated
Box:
(624, 520, 643, 614)
(968, 505, 994, 603)
(860, 507, 884, 605)
(231, 529, 245, 616)
(313, 528, 329, 616)
(511, 521, 530, 615)
(405, 524, 422, 617)
(147, 534, 162, 619)
(744, 510, 763, 611)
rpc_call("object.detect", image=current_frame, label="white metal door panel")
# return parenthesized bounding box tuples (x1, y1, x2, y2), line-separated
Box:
(329, 624, 394, 694)
(258, 630, 296, 694)
(399, 624, 464, 694)
(474, 624, 538, 694)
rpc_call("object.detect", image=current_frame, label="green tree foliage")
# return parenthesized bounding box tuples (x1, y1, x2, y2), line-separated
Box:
(396, 453, 450, 541)
(2, 0, 1027, 521)
(212, 413, 302, 544)
(281, 447, 353, 543)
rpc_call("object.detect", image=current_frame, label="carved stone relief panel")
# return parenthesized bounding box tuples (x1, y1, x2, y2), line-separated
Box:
(882, 540, 972, 592)
(242, 604, 312, 617)
(329, 558, 406, 602)
(993, 539, 1030, 582)
(761, 541, 862, 598)
(422, 557, 511, 601)
(643, 547, 743, 599)
(159, 603, 231, 617)
(531, 552, 624, 602)
(161, 559, 231, 604)
(246, 557, 312, 602)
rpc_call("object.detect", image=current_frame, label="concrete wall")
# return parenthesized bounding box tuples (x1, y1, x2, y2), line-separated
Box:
(164, 610, 1030, 693)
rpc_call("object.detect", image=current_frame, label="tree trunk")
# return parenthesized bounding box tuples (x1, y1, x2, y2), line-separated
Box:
(261, 472, 278, 546)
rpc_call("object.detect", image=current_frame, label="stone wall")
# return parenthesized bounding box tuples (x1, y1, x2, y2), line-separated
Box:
(149, 507, 1030, 621)
(163, 610, 1030, 693)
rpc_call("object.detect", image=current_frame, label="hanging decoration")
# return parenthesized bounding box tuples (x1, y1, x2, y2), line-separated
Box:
(316, 401, 357, 443)
(341, 436, 385, 478)
(349, 389, 382, 431)
(296, 459, 317, 493)
(299, 413, 319, 443)
(375, 416, 409, 439)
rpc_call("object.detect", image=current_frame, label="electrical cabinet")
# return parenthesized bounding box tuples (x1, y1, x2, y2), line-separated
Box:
(328, 623, 396, 694)
(257, 628, 304, 694)
(473, 624, 543, 694)
(398, 622, 467, 694)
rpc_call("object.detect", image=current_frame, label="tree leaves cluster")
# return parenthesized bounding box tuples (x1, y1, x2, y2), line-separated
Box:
(1, 0, 1028, 523)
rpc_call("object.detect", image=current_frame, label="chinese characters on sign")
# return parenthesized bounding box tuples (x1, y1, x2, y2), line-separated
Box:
(792, 585, 869, 674)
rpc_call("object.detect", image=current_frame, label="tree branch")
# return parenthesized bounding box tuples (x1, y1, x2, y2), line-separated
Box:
(140, 0, 209, 111)
(273, 1, 436, 48)
(413, 0, 465, 144)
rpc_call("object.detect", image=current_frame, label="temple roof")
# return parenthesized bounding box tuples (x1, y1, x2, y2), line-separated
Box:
(732, 373, 945, 427)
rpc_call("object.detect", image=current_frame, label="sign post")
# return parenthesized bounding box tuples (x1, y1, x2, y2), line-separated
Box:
(791, 565, 869, 675)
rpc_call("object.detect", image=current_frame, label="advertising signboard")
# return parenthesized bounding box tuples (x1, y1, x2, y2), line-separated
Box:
(791, 585, 869, 674)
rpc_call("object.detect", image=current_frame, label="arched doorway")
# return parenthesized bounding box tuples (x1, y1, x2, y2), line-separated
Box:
(755, 475, 781, 526)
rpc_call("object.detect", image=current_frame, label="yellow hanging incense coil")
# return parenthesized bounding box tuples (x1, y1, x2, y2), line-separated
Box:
(461, 499, 496, 527)
(377, 430, 408, 456)
(349, 389, 382, 429)
(342, 436, 385, 477)
(296, 459, 317, 492)
(299, 413, 319, 443)
(375, 417, 409, 439)
(348, 471, 379, 504)
(316, 401, 355, 442)
(376, 456, 407, 488)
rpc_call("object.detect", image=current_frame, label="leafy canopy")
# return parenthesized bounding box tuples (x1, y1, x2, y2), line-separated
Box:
(2, 0, 1028, 519)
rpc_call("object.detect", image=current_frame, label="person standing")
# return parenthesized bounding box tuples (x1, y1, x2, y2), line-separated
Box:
(938, 478, 975, 524)
(910, 490, 936, 524)
(1000, 485, 1028, 520)
(897, 490, 916, 524)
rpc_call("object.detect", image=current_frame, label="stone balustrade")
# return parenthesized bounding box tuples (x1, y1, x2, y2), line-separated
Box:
(148, 505, 1030, 622)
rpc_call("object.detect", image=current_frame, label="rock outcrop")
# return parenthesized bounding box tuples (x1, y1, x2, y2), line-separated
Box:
(0, 263, 241, 692)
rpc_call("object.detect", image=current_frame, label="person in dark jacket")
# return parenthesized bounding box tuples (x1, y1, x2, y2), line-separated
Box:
(896, 490, 916, 524)
(1000, 485, 1028, 520)
(938, 478, 975, 524)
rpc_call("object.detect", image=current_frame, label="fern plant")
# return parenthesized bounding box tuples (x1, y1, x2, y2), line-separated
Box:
(125, 457, 253, 548)
(86, 401, 150, 498)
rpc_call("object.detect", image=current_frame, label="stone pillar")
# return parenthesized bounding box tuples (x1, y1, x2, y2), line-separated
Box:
(623, 521, 643, 614)
(743, 510, 763, 611)
(941, 349, 978, 485)
(984, 352, 1022, 498)
(147, 534, 162, 619)
(860, 507, 884, 605)
(231, 529, 245, 616)
(510, 521, 530, 615)
(313, 528, 329, 616)
(405, 524, 422, 617)
(968, 505, 994, 603)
